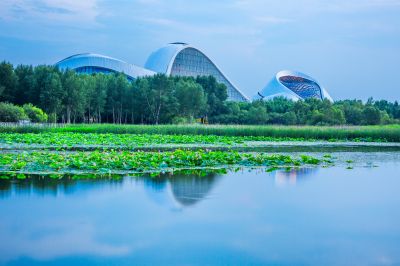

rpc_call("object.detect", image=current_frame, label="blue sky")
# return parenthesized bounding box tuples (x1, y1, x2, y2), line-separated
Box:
(0, 0, 399, 100)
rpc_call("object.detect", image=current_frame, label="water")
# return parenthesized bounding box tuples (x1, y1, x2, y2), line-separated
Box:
(1, 152, 400, 266)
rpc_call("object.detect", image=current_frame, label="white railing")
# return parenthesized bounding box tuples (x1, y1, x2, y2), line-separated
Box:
(0, 122, 66, 128)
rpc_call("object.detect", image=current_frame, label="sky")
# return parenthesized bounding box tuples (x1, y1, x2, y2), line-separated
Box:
(0, 0, 399, 101)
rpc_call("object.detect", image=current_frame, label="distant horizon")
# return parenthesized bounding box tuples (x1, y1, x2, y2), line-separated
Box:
(1, 0, 399, 101)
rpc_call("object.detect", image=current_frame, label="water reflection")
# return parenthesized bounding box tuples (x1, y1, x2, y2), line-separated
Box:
(142, 171, 222, 207)
(1, 159, 400, 265)
(0, 167, 319, 201)
(0, 177, 123, 199)
(273, 168, 318, 187)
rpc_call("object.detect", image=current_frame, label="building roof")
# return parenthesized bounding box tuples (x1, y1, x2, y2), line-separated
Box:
(145, 43, 249, 101)
(56, 53, 156, 79)
(254, 70, 333, 102)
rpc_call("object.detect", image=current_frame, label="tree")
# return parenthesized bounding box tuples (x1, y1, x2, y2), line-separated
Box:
(14, 65, 34, 105)
(175, 79, 207, 120)
(61, 70, 86, 123)
(104, 73, 131, 123)
(362, 106, 381, 125)
(196, 76, 228, 118)
(142, 74, 177, 124)
(39, 72, 63, 122)
(132, 77, 151, 123)
(0, 62, 18, 102)
(247, 106, 267, 124)
(91, 74, 107, 123)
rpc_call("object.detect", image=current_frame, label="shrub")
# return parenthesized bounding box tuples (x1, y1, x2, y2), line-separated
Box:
(0, 102, 28, 122)
(23, 103, 48, 123)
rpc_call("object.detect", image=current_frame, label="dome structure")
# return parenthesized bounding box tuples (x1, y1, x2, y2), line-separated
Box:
(56, 53, 155, 80)
(253, 70, 333, 102)
(145, 43, 249, 102)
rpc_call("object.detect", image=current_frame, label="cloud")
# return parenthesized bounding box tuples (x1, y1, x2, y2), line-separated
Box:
(0, 0, 99, 25)
(0, 218, 131, 262)
(254, 16, 293, 25)
(233, 0, 400, 15)
(141, 17, 176, 26)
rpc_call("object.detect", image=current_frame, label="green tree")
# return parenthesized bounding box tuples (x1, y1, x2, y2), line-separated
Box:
(142, 74, 178, 124)
(62, 70, 86, 123)
(39, 72, 63, 122)
(108, 74, 131, 123)
(362, 106, 381, 125)
(14, 65, 34, 105)
(196, 76, 228, 118)
(0, 62, 18, 102)
(247, 106, 267, 124)
(175, 79, 207, 120)
(91, 74, 108, 123)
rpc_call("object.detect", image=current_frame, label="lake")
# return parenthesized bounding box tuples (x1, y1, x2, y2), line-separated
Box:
(1, 152, 400, 266)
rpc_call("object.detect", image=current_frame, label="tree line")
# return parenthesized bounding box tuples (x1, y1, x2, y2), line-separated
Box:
(0, 62, 226, 124)
(214, 97, 400, 125)
(0, 61, 399, 125)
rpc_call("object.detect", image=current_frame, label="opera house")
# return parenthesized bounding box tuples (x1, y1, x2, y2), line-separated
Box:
(56, 43, 333, 102)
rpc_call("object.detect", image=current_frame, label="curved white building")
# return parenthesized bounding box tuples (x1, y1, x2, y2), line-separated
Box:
(253, 70, 333, 102)
(56, 53, 155, 80)
(56, 47, 334, 103)
(145, 42, 249, 102)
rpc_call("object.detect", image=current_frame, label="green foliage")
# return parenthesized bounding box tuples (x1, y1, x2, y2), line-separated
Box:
(175, 78, 207, 119)
(62, 70, 86, 123)
(0, 61, 18, 102)
(0, 149, 323, 177)
(0, 124, 398, 142)
(196, 75, 228, 117)
(216, 97, 399, 126)
(0, 62, 399, 126)
(39, 70, 63, 122)
(362, 105, 381, 125)
(0, 102, 28, 122)
(22, 104, 47, 122)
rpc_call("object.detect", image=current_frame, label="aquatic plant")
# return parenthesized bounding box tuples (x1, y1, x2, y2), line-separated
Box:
(0, 150, 326, 179)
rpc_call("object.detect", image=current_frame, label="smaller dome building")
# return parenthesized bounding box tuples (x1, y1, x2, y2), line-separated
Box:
(253, 70, 333, 102)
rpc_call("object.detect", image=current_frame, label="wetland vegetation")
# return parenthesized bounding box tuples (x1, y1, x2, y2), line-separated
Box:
(1, 124, 400, 142)
(0, 149, 327, 179)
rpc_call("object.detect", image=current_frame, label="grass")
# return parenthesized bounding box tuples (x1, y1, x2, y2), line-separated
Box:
(0, 150, 324, 179)
(0, 124, 399, 142)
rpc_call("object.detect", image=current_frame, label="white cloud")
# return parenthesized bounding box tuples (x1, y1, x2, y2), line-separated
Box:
(0, 0, 99, 25)
(0, 218, 131, 262)
(233, 0, 400, 15)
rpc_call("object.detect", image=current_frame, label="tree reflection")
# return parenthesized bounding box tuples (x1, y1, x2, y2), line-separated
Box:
(0, 175, 123, 198)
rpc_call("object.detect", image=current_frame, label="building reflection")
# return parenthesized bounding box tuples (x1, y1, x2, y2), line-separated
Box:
(273, 168, 318, 187)
(169, 173, 220, 206)
(141, 171, 222, 208)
